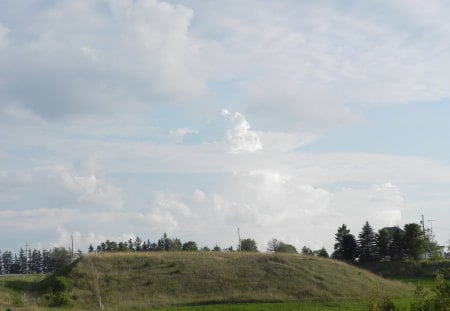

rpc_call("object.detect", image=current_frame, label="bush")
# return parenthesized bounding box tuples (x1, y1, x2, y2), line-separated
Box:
(52, 276, 70, 293)
(366, 284, 398, 311)
(411, 270, 450, 311)
(39, 275, 73, 307)
(40, 292, 72, 307)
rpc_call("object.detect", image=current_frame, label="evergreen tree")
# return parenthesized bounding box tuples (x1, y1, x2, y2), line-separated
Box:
(42, 249, 50, 273)
(11, 254, 20, 274)
(332, 224, 351, 259)
(88, 244, 94, 253)
(376, 228, 389, 260)
(30, 249, 43, 274)
(18, 248, 28, 274)
(389, 227, 404, 261)
(358, 221, 377, 262)
(2, 251, 13, 274)
(341, 234, 358, 262)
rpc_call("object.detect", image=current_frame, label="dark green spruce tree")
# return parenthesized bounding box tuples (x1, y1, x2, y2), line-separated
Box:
(376, 228, 389, 260)
(332, 224, 350, 259)
(357, 221, 377, 262)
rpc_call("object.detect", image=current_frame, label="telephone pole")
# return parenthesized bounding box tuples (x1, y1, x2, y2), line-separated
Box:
(427, 220, 436, 243)
(25, 241, 29, 274)
(237, 228, 241, 251)
(420, 214, 426, 232)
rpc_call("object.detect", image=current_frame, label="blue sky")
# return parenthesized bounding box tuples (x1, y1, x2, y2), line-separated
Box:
(1, 0, 449, 253)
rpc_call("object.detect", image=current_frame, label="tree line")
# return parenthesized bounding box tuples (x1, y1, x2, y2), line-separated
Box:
(88, 233, 330, 258)
(0, 247, 76, 275)
(2, 220, 439, 276)
(331, 221, 441, 262)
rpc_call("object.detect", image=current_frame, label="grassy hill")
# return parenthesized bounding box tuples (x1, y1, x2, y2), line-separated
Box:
(57, 252, 412, 310)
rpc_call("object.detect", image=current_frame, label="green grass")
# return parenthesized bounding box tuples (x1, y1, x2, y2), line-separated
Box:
(0, 253, 418, 310)
(65, 252, 413, 310)
(140, 299, 415, 311)
(387, 276, 437, 289)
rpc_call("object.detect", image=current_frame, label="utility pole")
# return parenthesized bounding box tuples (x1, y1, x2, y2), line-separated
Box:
(420, 214, 426, 232)
(237, 228, 241, 251)
(25, 241, 29, 274)
(427, 220, 436, 243)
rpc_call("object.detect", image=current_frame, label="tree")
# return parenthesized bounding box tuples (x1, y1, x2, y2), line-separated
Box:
(301, 246, 313, 255)
(267, 239, 297, 253)
(332, 224, 351, 259)
(1, 251, 13, 274)
(341, 234, 358, 262)
(182, 241, 198, 251)
(157, 233, 171, 251)
(314, 247, 329, 258)
(88, 244, 94, 253)
(30, 249, 43, 274)
(376, 228, 389, 260)
(358, 221, 377, 262)
(239, 238, 258, 252)
(168, 238, 182, 251)
(18, 248, 28, 274)
(389, 227, 404, 261)
(403, 223, 427, 260)
(47, 247, 72, 273)
(134, 236, 142, 252)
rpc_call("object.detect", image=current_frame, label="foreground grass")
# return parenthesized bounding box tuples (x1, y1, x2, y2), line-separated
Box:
(67, 252, 412, 310)
(1, 253, 418, 310)
(143, 298, 415, 311)
(0, 274, 47, 309)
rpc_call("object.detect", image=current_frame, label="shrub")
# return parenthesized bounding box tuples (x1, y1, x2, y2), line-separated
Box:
(411, 270, 450, 311)
(40, 292, 73, 307)
(52, 276, 70, 293)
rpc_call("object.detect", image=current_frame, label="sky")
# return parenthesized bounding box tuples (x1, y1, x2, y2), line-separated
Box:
(1, 0, 449, 254)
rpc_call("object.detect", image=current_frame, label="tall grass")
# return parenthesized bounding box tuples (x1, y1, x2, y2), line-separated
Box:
(65, 252, 413, 310)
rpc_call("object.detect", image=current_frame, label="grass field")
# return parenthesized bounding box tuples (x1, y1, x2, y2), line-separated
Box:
(0, 252, 424, 311)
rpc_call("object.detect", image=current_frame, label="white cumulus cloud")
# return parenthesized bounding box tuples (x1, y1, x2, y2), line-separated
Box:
(222, 109, 262, 153)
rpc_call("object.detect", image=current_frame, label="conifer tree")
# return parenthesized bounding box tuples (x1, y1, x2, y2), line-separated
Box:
(358, 221, 377, 262)
(376, 228, 389, 260)
(332, 224, 350, 259)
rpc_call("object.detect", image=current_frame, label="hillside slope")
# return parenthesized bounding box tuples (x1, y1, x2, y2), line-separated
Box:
(62, 252, 412, 310)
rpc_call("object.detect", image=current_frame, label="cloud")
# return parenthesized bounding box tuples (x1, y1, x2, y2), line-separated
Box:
(0, 171, 33, 201)
(0, 208, 79, 232)
(0, 0, 208, 120)
(222, 109, 262, 153)
(188, 0, 450, 129)
(245, 81, 364, 131)
(169, 128, 199, 143)
(257, 131, 318, 152)
(0, 23, 10, 49)
(60, 172, 124, 209)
